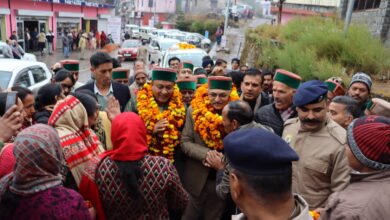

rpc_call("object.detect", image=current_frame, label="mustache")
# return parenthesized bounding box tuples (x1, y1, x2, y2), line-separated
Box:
(302, 119, 322, 124)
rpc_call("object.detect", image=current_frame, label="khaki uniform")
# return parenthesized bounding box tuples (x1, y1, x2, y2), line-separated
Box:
(232, 194, 313, 220)
(282, 118, 350, 209)
(180, 106, 225, 220)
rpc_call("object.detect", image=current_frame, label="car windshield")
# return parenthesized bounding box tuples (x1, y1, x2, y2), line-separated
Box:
(122, 41, 139, 48)
(160, 41, 179, 51)
(0, 71, 12, 89)
(165, 52, 206, 67)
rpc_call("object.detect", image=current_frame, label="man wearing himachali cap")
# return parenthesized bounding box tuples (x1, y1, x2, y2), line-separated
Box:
(177, 77, 197, 108)
(181, 76, 235, 220)
(60, 59, 84, 90)
(282, 80, 350, 210)
(178, 62, 195, 80)
(111, 67, 130, 85)
(255, 69, 302, 136)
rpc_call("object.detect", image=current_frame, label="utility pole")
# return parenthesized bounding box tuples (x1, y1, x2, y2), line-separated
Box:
(343, 0, 355, 36)
(277, 0, 286, 24)
(153, 0, 157, 27)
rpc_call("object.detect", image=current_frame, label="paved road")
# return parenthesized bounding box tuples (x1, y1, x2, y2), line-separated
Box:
(209, 17, 271, 64)
(35, 17, 270, 83)
(35, 48, 134, 84)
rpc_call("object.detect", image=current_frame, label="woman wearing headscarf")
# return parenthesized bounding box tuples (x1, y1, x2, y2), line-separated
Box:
(79, 112, 189, 220)
(0, 124, 92, 219)
(34, 84, 65, 124)
(49, 95, 104, 187)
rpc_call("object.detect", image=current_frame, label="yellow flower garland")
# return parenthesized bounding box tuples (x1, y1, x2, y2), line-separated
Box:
(191, 84, 239, 150)
(137, 83, 186, 161)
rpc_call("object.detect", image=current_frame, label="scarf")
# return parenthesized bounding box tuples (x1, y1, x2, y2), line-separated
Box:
(0, 124, 64, 203)
(48, 96, 104, 185)
(101, 112, 148, 161)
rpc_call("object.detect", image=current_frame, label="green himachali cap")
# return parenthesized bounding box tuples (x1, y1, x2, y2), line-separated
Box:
(152, 68, 177, 82)
(208, 76, 232, 90)
(197, 74, 207, 84)
(112, 68, 129, 79)
(274, 69, 302, 89)
(177, 78, 197, 91)
(182, 62, 194, 71)
(60, 60, 80, 72)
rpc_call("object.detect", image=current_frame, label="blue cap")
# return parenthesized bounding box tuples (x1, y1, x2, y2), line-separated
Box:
(293, 80, 328, 107)
(224, 128, 299, 175)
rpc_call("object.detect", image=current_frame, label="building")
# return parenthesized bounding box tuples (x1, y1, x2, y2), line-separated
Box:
(269, 0, 340, 23)
(340, 0, 389, 45)
(0, 0, 114, 49)
(122, 0, 176, 26)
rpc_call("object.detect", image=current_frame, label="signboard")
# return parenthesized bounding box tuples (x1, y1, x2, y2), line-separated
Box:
(33, 0, 115, 8)
(107, 16, 121, 44)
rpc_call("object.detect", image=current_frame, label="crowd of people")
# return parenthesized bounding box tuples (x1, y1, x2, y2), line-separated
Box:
(0, 51, 389, 220)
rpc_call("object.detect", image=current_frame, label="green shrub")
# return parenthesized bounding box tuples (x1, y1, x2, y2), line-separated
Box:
(241, 16, 390, 81)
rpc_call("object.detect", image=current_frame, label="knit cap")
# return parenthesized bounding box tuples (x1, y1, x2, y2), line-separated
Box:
(347, 116, 390, 170)
(349, 72, 372, 92)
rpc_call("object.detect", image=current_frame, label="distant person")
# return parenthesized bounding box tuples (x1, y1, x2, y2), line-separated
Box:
(9, 30, 17, 41)
(79, 32, 88, 60)
(24, 28, 30, 52)
(31, 28, 38, 51)
(62, 31, 70, 58)
(100, 31, 107, 48)
(137, 41, 148, 66)
(46, 30, 55, 55)
(10, 40, 24, 59)
(168, 57, 181, 73)
(34, 84, 64, 124)
(215, 25, 223, 46)
(2, 40, 14, 58)
(37, 29, 46, 56)
(230, 58, 240, 71)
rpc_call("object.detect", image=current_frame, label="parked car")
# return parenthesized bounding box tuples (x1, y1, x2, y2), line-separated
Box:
(148, 38, 180, 64)
(185, 33, 211, 51)
(139, 26, 156, 43)
(152, 29, 170, 39)
(0, 59, 51, 93)
(0, 41, 37, 61)
(165, 32, 187, 42)
(118, 39, 141, 61)
(125, 24, 140, 39)
(162, 48, 208, 69)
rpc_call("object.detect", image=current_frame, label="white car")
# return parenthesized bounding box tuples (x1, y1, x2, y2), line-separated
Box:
(165, 32, 187, 42)
(162, 48, 208, 68)
(0, 59, 52, 94)
(0, 41, 37, 61)
(185, 33, 212, 51)
(125, 24, 140, 39)
(148, 38, 180, 64)
(139, 26, 156, 43)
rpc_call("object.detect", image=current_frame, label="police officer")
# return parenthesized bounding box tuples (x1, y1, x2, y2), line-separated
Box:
(282, 80, 351, 210)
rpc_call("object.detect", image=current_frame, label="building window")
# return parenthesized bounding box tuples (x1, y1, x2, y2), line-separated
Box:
(354, 0, 381, 11)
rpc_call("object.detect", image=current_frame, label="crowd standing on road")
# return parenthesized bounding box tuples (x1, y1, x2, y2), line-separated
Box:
(0, 39, 389, 220)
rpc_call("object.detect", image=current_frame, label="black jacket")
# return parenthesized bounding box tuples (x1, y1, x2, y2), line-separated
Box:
(254, 104, 297, 137)
(34, 109, 52, 124)
(76, 81, 131, 112)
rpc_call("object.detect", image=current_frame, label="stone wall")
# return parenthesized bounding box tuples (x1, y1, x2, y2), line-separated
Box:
(341, 0, 390, 44)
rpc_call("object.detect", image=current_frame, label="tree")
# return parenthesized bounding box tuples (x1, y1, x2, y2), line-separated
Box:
(277, 0, 286, 24)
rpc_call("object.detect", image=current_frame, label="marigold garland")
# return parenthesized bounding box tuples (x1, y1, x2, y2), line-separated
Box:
(309, 211, 320, 220)
(191, 84, 239, 150)
(137, 83, 186, 161)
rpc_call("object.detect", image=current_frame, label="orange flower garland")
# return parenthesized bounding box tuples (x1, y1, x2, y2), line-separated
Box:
(309, 211, 320, 220)
(137, 83, 186, 161)
(191, 84, 239, 150)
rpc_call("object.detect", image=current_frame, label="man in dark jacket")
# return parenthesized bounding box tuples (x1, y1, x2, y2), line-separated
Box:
(240, 68, 269, 114)
(255, 69, 301, 136)
(76, 52, 131, 112)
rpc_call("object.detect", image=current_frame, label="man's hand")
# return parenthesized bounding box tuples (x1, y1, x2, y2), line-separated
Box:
(105, 96, 121, 121)
(205, 150, 224, 171)
(0, 105, 23, 143)
(153, 118, 169, 136)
